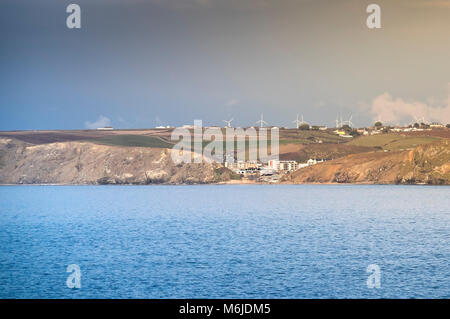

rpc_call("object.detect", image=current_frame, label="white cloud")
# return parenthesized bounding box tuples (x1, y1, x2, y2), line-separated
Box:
(84, 115, 112, 129)
(368, 89, 450, 125)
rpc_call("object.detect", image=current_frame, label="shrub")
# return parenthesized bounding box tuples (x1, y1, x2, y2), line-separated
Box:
(299, 124, 310, 130)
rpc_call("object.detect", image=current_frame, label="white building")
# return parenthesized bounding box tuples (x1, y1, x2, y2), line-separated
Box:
(225, 160, 259, 171)
(260, 168, 277, 176)
(268, 160, 298, 172)
(430, 122, 444, 128)
(307, 158, 325, 166)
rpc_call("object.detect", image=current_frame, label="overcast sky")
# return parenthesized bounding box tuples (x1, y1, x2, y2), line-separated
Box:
(1, 0, 449, 130)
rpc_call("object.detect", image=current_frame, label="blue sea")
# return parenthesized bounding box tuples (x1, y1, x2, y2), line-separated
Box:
(0, 185, 449, 299)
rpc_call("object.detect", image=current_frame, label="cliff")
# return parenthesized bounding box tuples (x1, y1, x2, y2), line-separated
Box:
(0, 138, 231, 185)
(1, 135, 449, 186)
(285, 140, 450, 185)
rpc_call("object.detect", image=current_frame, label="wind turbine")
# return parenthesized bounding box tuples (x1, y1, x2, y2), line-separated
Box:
(223, 118, 233, 128)
(256, 113, 268, 128)
(346, 115, 353, 127)
(412, 116, 426, 126)
(419, 116, 426, 124)
(299, 114, 309, 127)
(341, 115, 353, 127)
(293, 114, 302, 129)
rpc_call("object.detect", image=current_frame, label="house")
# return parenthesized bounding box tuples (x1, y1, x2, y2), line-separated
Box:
(268, 160, 298, 172)
(430, 122, 444, 129)
(226, 160, 259, 171)
(296, 158, 325, 170)
(334, 130, 346, 136)
(279, 161, 298, 171)
(307, 158, 325, 166)
(268, 160, 279, 170)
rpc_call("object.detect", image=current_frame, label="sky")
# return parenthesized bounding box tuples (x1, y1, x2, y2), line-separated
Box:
(0, 0, 449, 130)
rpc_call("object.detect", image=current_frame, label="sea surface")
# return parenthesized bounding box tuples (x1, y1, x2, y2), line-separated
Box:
(0, 185, 449, 299)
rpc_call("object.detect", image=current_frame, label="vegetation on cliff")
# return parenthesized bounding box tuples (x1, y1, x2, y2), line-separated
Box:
(285, 140, 450, 185)
(1, 128, 449, 185)
(0, 138, 231, 185)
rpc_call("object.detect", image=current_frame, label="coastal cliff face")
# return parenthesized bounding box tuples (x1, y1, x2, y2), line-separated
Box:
(1, 136, 449, 185)
(285, 140, 450, 185)
(0, 138, 231, 185)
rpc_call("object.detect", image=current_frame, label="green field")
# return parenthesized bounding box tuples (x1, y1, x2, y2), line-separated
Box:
(90, 131, 440, 153)
(348, 134, 440, 151)
(278, 130, 346, 144)
(92, 135, 174, 148)
(90, 130, 347, 154)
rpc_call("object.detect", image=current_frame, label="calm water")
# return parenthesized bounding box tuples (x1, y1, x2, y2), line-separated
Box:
(0, 185, 449, 299)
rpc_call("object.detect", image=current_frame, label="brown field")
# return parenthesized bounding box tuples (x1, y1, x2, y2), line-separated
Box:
(1, 128, 448, 159)
(401, 129, 450, 139)
(279, 143, 375, 162)
(0, 129, 173, 145)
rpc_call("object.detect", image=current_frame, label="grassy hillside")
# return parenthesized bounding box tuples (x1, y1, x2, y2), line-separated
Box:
(348, 133, 439, 151)
(279, 144, 375, 162)
(92, 135, 174, 148)
(279, 130, 346, 144)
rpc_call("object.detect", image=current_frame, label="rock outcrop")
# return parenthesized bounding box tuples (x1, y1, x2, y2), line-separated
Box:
(0, 138, 231, 185)
(285, 140, 450, 185)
